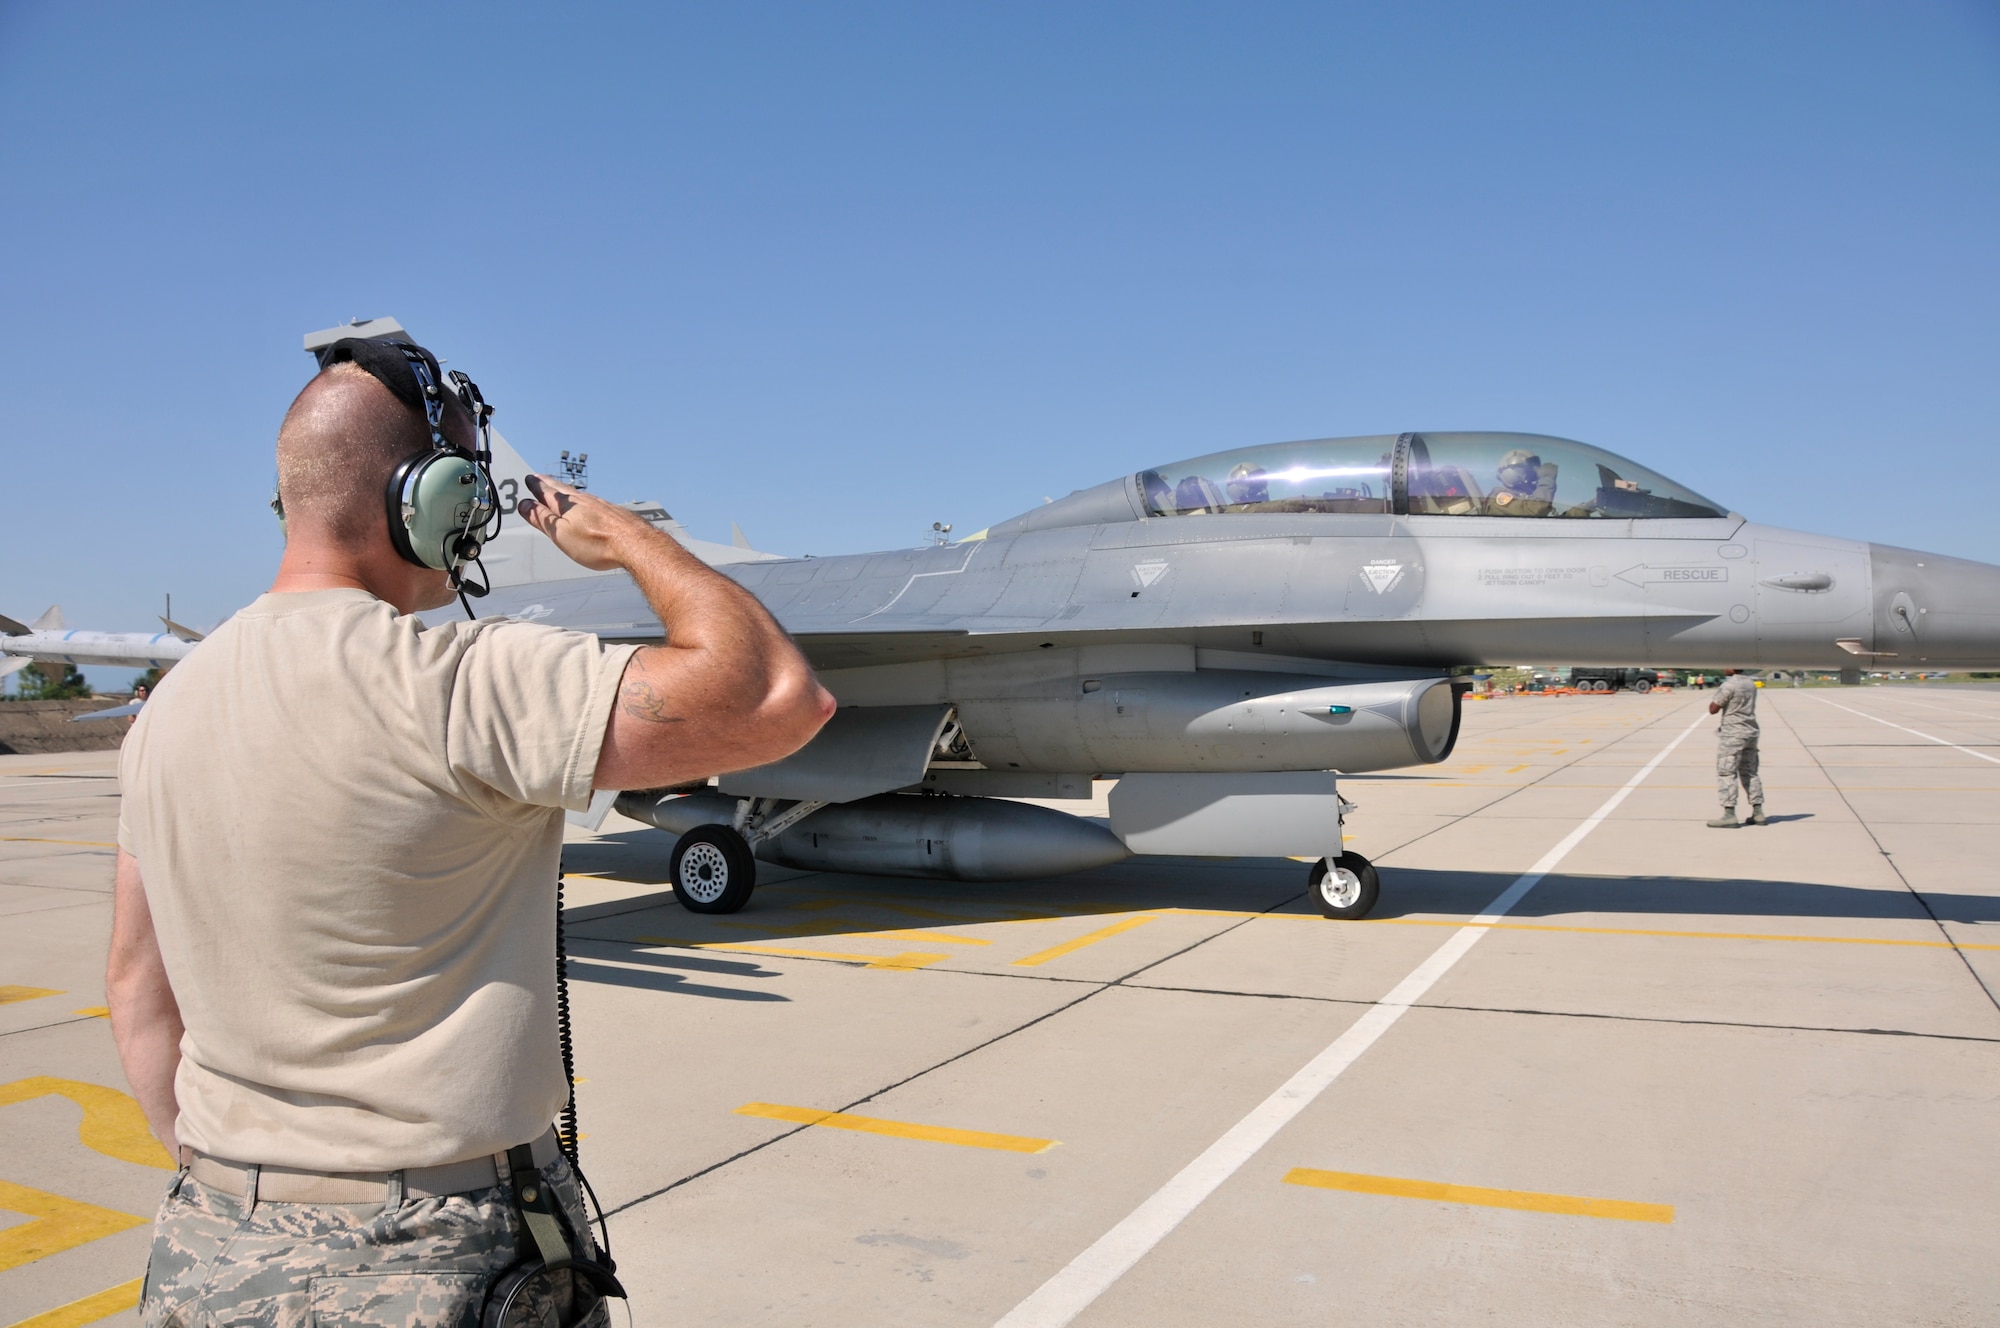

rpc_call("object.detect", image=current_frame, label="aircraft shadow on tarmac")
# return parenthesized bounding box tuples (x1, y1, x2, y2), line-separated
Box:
(1369, 866, 2000, 927)
(562, 831, 1998, 959)
(564, 949, 791, 1002)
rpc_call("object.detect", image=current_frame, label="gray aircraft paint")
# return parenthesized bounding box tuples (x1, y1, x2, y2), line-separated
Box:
(315, 322, 2000, 891)
(476, 431, 2000, 805)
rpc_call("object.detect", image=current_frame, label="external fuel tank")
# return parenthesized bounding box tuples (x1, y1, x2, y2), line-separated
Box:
(955, 672, 1464, 774)
(615, 790, 1132, 882)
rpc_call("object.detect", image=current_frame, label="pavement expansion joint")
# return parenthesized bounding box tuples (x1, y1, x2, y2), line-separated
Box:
(1768, 700, 2000, 1016)
(1115, 981, 2000, 1043)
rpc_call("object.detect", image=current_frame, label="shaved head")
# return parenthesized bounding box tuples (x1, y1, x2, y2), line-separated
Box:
(275, 363, 470, 548)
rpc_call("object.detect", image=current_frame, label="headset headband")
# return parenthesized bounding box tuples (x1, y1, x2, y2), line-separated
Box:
(312, 336, 494, 464)
(310, 335, 501, 609)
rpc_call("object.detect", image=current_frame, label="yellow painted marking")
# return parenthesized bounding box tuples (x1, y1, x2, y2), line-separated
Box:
(635, 938, 950, 969)
(793, 897, 1113, 925)
(0, 1180, 147, 1273)
(1505, 764, 1529, 774)
(713, 918, 991, 945)
(0, 838, 117, 849)
(1012, 915, 1158, 967)
(736, 1101, 1057, 1153)
(0, 1077, 176, 1169)
(6, 1278, 143, 1328)
(1284, 1168, 1672, 1224)
(71, 1008, 108, 1019)
(852, 929, 992, 947)
(0, 987, 61, 1005)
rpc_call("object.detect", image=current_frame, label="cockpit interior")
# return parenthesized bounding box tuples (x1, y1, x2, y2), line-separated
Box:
(1136, 432, 1726, 521)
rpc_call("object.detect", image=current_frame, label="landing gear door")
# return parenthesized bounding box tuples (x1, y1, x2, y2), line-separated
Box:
(719, 704, 955, 803)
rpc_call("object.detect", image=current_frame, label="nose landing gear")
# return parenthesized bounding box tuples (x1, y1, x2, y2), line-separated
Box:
(1310, 852, 1380, 919)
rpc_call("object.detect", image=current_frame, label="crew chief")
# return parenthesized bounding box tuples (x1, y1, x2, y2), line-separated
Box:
(1706, 667, 1766, 827)
(108, 347, 834, 1323)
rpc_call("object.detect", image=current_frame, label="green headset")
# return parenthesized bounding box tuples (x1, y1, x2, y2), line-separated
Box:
(291, 336, 503, 613)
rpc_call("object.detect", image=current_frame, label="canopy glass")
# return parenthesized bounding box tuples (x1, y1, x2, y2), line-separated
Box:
(1135, 432, 1726, 520)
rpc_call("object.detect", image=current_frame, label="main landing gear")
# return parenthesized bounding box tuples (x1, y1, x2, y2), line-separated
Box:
(1310, 852, 1380, 920)
(669, 796, 830, 914)
(670, 824, 757, 914)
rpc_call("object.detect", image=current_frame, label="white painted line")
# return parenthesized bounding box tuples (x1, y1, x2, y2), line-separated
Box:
(1810, 697, 2000, 766)
(993, 712, 1708, 1328)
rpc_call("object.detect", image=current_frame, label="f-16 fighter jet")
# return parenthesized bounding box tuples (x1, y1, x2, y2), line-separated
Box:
(324, 322, 2000, 919)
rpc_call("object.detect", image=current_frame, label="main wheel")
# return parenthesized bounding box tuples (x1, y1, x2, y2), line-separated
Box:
(671, 824, 756, 914)
(1631, 677, 1653, 693)
(1310, 852, 1380, 920)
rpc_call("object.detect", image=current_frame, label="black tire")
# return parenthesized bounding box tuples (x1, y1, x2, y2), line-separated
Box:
(1631, 678, 1653, 693)
(671, 824, 756, 914)
(1310, 852, 1381, 920)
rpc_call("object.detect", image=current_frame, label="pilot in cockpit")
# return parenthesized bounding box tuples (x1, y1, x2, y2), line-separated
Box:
(1225, 463, 1271, 507)
(1484, 449, 1559, 516)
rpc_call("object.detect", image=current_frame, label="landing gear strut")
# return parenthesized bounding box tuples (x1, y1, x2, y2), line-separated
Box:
(1310, 852, 1380, 920)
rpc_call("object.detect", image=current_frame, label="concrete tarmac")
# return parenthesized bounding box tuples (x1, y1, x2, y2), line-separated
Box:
(3, 687, 1996, 1325)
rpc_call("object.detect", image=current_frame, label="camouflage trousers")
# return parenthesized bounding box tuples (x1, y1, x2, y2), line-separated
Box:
(141, 1154, 611, 1328)
(1717, 733, 1763, 809)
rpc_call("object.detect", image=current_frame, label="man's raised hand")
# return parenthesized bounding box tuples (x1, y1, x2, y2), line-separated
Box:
(517, 474, 662, 571)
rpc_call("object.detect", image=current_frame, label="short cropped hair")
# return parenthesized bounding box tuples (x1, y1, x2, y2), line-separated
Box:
(274, 363, 470, 548)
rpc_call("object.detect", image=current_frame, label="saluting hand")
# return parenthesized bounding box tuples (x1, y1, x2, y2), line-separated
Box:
(517, 474, 665, 572)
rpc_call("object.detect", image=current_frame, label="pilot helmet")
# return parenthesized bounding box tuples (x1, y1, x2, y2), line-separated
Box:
(1225, 462, 1270, 505)
(1496, 449, 1541, 492)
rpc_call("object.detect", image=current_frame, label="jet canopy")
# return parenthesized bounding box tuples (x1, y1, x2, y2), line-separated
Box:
(1136, 432, 1727, 521)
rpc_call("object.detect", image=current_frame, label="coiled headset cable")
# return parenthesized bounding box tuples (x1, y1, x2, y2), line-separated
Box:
(556, 863, 614, 1263)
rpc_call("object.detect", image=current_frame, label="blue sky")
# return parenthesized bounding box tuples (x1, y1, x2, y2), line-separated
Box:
(3, 2, 1996, 690)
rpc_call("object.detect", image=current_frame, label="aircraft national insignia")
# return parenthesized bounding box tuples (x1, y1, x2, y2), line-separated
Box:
(1130, 561, 1169, 588)
(1358, 561, 1405, 595)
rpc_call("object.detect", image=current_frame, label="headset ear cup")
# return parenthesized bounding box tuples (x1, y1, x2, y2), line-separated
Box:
(384, 452, 430, 569)
(388, 452, 491, 574)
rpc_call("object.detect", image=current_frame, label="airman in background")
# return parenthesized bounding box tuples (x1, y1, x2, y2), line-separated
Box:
(1484, 449, 1559, 516)
(1707, 667, 1766, 827)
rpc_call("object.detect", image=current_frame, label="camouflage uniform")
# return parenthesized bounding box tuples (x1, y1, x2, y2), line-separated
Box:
(1714, 674, 1763, 812)
(142, 1154, 609, 1328)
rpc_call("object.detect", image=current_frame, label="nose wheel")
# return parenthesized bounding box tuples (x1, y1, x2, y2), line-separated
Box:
(1310, 852, 1380, 920)
(671, 824, 757, 914)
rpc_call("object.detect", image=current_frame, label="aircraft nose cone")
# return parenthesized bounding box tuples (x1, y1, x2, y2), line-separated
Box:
(1869, 544, 2000, 669)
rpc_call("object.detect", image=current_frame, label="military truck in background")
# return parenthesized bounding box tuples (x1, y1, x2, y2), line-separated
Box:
(1569, 667, 1661, 693)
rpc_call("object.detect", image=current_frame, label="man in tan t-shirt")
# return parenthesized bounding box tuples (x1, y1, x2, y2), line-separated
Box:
(108, 341, 833, 1325)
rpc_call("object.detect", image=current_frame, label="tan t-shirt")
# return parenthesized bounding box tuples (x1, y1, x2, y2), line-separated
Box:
(118, 589, 638, 1171)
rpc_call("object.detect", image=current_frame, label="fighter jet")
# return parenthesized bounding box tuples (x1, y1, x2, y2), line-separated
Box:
(321, 323, 2000, 918)
(0, 605, 198, 680)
